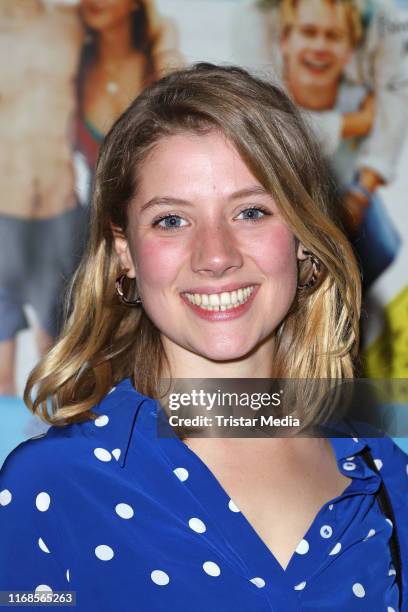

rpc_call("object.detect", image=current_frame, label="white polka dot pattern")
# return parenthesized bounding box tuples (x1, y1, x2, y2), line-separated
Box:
(329, 542, 342, 555)
(95, 545, 114, 561)
(228, 499, 240, 512)
(35, 585, 52, 593)
(374, 459, 383, 471)
(2, 379, 407, 611)
(94, 448, 112, 462)
(202, 561, 220, 576)
(188, 517, 206, 533)
(295, 539, 309, 555)
(352, 583, 365, 598)
(364, 528, 375, 540)
(294, 581, 306, 591)
(0, 489, 12, 506)
(95, 415, 109, 427)
(250, 577, 265, 588)
(173, 467, 189, 482)
(35, 492, 51, 512)
(151, 570, 169, 585)
(38, 537, 50, 554)
(115, 503, 134, 519)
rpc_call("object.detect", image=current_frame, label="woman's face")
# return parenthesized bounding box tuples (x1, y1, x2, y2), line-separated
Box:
(80, 0, 137, 31)
(114, 131, 305, 364)
(281, 0, 353, 91)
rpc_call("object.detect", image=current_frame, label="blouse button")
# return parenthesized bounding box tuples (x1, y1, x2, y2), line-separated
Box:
(320, 525, 333, 538)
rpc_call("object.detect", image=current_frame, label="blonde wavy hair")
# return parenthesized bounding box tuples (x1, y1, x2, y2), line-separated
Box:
(280, 0, 364, 47)
(24, 63, 361, 427)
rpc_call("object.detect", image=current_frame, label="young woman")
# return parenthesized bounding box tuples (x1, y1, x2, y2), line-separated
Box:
(0, 64, 407, 611)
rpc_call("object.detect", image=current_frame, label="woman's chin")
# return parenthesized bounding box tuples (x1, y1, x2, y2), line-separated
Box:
(191, 339, 256, 364)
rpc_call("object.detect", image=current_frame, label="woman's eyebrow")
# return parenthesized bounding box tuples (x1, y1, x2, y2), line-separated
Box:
(140, 186, 270, 213)
(140, 196, 192, 212)
(229, 186, 270, 200)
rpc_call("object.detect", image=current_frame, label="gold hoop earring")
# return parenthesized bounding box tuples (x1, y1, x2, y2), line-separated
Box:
(298, 251, 321, 290)
(115, 274, 142, 306)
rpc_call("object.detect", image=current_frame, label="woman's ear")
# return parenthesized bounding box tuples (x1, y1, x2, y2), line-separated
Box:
(111, 223, 137, 278)
(297, 242, 310, 261)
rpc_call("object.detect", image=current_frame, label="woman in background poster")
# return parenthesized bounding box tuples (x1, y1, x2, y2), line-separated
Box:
(279, 0, 402, 289)
(77, 0, 183, 181)
(0, 0, 86, 396)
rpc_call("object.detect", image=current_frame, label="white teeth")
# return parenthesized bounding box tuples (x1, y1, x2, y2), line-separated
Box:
(183, 285, 255, 311)
(220, 292, 231, 306)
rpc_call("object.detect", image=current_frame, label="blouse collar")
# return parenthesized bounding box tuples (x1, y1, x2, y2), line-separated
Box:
(91, 378, 378, 477)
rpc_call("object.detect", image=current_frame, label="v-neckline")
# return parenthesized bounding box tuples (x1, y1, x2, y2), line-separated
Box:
(148, 398, 379, 584)
(166, 432, 356, 571)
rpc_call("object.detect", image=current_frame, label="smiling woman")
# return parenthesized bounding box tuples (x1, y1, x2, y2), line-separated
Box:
(114, 130, 303, 367)
(0, 64, 407, 611)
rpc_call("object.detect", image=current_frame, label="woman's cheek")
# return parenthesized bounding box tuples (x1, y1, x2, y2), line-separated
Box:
(247, 226, 298, 276)
(134, 236, 187, 289)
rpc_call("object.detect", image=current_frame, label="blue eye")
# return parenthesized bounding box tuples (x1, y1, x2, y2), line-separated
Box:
(153, 215, 188, 230)
(236, 206, 271, 221)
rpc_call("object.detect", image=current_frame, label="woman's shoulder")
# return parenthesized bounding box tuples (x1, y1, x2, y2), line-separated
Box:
(0, 378, 148, 492)
(366, 435, 408, 470)
(365, 435, 408, 505)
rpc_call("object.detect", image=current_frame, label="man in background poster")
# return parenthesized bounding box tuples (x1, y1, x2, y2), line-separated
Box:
(0, 0, 85, 395)
(279, 0, 402, 289)
(233, 0, 408, 227)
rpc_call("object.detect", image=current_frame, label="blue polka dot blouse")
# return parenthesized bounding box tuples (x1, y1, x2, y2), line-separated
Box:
(1, 378, 407, 611)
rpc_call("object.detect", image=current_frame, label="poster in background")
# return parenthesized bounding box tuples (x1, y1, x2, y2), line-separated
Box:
(1, 0, 407, 463)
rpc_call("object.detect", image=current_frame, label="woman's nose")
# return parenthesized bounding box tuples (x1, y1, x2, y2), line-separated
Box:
(190, 222, 243, 277)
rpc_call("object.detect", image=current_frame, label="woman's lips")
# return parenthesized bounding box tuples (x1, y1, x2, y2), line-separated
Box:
(180, 285, 260, 321)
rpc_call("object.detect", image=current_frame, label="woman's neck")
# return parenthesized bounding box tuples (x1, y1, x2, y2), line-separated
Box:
(160, 336, 275, 380)
(97, 20, 134, 66)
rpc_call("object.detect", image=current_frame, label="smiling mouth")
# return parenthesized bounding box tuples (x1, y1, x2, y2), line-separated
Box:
(182, 285, 256, 312)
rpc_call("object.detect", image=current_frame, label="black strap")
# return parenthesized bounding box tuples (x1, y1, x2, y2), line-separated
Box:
(360, 446, 403, 609)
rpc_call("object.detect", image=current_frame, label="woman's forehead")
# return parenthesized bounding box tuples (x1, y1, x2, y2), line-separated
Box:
(133, 131, 267, 205)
